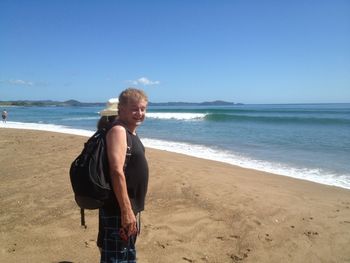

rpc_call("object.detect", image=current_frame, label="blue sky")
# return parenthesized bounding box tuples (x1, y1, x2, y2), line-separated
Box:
(1, 0, 349, 104)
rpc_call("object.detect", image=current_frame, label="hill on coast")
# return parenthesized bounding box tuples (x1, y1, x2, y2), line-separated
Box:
(0, 99, 240, 107)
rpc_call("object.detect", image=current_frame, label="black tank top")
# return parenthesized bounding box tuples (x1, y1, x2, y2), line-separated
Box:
(104, 131, 149, 215)
(125, 132, 149, 213)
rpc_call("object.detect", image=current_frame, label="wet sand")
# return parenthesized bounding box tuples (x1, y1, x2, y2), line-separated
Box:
(1, 128, 350, 262)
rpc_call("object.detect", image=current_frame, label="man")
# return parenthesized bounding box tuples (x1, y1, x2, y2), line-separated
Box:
(2, 110, 8, 123)
(98, 88, 149, 263)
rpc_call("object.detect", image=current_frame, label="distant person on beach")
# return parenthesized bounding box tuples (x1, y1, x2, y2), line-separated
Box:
(2, 110, 8, 123)
(97, 88, 149, 263)
(97, 98, 119, 129)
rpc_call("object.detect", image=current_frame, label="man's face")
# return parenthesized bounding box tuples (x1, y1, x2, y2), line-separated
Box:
(121, 98, 148, 127)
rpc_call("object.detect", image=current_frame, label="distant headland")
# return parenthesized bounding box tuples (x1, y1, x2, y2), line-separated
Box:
(0, 99, 242, 107)
(0, 100, 104, 107)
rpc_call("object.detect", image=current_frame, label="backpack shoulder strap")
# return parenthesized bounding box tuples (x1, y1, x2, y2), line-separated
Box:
(105, 120, 133, 169)
(124, 130, 132, 169)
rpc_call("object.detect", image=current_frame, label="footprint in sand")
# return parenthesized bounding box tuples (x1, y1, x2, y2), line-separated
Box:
(304, 231, 319, 238)
(302, 217, 314, 221)
(258, 233, 273, 242)
(156, 241, 166, 249)
(265, 233, 273, 242)
(7, 243, 17, 253)
(84, 239, 96, 248)
(230, 250, 250, 262)
(230, 254, 243, 262)
(217, 235, 242, 241)
(340, 201, 350, 209)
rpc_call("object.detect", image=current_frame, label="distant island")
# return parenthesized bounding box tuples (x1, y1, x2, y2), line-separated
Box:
(0, 99, 242, 107)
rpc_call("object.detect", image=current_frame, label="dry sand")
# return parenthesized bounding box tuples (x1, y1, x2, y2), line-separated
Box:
(0, 128, 350, 263)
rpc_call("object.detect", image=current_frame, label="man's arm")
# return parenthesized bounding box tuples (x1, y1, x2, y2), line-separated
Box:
(106, 125, 137, 236)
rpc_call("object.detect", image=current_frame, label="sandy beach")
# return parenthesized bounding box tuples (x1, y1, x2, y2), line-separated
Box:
(1, 128, 350, 263)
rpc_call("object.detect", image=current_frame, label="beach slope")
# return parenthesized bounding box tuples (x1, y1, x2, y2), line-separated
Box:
(0, 129, 349, 263)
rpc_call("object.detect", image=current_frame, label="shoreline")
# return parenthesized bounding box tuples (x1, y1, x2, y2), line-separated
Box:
(1, 128, 349, 262)
(1, 122, 350, 190)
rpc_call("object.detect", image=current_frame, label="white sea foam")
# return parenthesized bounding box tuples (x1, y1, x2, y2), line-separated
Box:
(0, 121, 94, 137)
(63, 116, 99, 121)
(141, 138, 350, 190)
(2, 121, 349, 190)
(147, 112, 206, 120)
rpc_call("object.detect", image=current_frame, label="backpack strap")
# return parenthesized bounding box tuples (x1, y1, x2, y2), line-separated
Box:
(124, 130, 132, 170)
(105, 120, 133, 169)
(80, 208, 86, 228)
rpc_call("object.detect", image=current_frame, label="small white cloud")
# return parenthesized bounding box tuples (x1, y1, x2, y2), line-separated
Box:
(137, 77, 160, 85)
(127, 77, 160, 86)
(8, 79, 34, 86)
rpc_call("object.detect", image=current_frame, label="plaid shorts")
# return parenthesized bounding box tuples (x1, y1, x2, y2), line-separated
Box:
(98, 208, 137, 263)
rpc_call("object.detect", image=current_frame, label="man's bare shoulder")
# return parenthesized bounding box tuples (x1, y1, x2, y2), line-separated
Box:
(107, 124, 127, 139)
(110, 124, 126, 132)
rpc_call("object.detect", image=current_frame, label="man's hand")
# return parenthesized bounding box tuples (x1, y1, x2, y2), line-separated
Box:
(121, 209, 137, 237)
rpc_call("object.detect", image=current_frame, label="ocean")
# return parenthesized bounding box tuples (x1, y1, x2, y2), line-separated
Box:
(1, 103, 350, 189)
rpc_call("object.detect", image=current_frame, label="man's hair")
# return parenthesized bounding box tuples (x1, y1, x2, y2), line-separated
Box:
(118, 87, 148, 107)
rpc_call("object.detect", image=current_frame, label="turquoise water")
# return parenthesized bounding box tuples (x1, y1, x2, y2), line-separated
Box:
(2, 103, 350, 189)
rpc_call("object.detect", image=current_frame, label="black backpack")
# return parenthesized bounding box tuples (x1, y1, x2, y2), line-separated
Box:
(69, 122, 132, 226)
